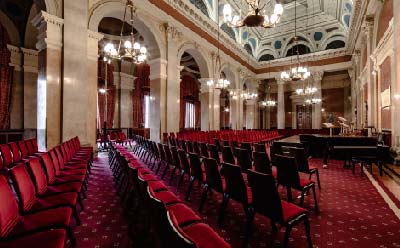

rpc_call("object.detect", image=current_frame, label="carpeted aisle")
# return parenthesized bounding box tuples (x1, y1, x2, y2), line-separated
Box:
(73, 154, 130, 248)
(135, 154, 400, 248)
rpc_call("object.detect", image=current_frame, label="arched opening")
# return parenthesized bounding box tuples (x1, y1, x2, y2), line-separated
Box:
(259, 54, 275, 62)
(190, 0, 210, 18)
(326, 40, 345, 50)
(221, 23, 236, 41)
(244, 43, 253, 56)
(286, 44, 311, 57)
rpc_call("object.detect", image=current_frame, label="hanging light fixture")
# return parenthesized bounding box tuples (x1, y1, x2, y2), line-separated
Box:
(102, 0, 147, 63)
(223, 0, 283, 28)
(261, 84, 276, 107)
(280, 0, 310, 81)
(241, 88, 258, 100)
(207, 78, 231, 89)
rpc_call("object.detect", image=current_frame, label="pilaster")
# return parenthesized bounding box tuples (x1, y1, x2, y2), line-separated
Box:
(312, 71, 323, 129)
(276, 78, 285, 129)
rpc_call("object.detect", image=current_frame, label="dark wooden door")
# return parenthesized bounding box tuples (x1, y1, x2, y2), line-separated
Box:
(296, 105, 312, 129)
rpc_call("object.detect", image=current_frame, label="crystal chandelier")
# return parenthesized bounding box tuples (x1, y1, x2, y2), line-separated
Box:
(305, 97, 322, 105)
(296, 86, 317, 95)
(280, 0, 310, 81)
(241, 89, 258, 100)
(223, 0, 283, 28)
(207, 78, 231, 89)
(102, 0, 147, 63)
(261, 85, 276, 106)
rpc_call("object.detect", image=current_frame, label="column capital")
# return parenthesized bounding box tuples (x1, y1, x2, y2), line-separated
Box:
(312, 71, 324, 81)
(87, 30, 103, 61)
(199, 78, 213, 93)
(6, 45, 22, 71)
(32, 11, 64, 51)
(245, 99, 256, 105)
(275, 76, 285, 85)
(149, 58, 168, 80)
(21, 47, 39, 73)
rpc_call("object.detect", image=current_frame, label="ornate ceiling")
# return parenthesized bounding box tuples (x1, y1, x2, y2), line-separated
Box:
(189, 0, 353, 63)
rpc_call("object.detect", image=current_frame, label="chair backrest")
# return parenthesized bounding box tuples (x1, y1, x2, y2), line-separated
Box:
(254, 143, 266, 153)
(199, 142, 209, 158)
(180, 140, 187, 153)
(281, 146, 292, 156)
(170, 146, 181, 169)
(163, 144, 173, 164)
(203, 158, 223, 193)
(237, 148, 252, 172)
(177, 149, 190, 172)
(247, 170, 283, 223)
(221, 162, 248, 205)
(288, 147, 310, 173)
(214, 138, 222, 152)
(25, 140, 35, 155)
(186, 141, 194, 153)
(222, 140, 230, 146)
(31, 138, 39, 153)
(41, 152, 57, 184)
(253, 152, 271, 174)
(0, 175, 20, 238)
(27, 158, 48, 195)
(240, 142, 252, 159)
(188, 152, 203, 180)
(0, 144, 13, 167)
(9, 163, 37, 212)
(158, 143, 166, 161)
(53, 148, 64, 173)
(9, 142, 21, 163)
(193, 141, 201, 155)
(17, 141, 28, 158)
(275, 154, 301, 188)
(231, 140, 238, 148)
(222, 146, 235, 164)
(207, 144, 220, 164)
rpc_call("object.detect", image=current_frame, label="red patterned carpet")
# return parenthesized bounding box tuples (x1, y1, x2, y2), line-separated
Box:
(134, 155, 400, 248)
(72, 155, 130, 248)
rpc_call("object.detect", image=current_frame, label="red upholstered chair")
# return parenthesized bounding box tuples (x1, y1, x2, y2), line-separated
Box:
(168, 146, 182, 185)
(54, 146, 88, 172)
(199, 158, 224, 212)
(236, 148, 252, 172)
(0, 144, 14, 168)
(0, 174, 76, 245)
(161, 144, 174, 180)
(176, 149, 191, 191)
(17, 141, 29, 159)
(9, 142, 22, 164)
(222, 146, 235, 164)
(9, 163, 80, 224)
(253, 151, 272, 174)
(276, 155, 319, 211)
(167, 211, 230, 248)
(207, 144, 220, 165)
(185, 152, 204, 201)
(289, 147, 321, 189)
(40, 153, 86, 198)
(25, 139, 36, 156)
(246, 170, 313, 248)
(218, 162, 252, 226)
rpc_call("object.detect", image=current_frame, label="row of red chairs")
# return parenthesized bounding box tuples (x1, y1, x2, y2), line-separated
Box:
(111, 144, 230, 248)
(169, 130, 283, 144)
(0, 137, 93, 248)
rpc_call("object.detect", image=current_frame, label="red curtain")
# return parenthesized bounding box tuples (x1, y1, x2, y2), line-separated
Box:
(0, 23, 12, 130)
(179, 75, 200, 130)
(98, 59, 115, 129)
(132, 63, 150, 128)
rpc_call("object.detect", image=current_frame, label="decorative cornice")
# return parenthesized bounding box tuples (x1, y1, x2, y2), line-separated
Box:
(347, 0, 367, 54)
(21, 47, 39, 57)
(32, 11, 64, 51)
(370, 18, 394, 67)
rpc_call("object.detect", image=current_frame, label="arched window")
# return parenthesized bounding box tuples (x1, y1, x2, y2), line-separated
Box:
(190, 0, 210, 18)
(221, 23, 236, 41)
(286, 44, 311, 57)
(326, 40, 345, 50)
(259, 54, 275, 62)
(244, 44, 253, 56)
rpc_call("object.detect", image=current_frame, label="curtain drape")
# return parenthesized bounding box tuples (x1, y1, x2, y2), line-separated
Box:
(132, 63, 150, 128)
(179, 75, 200, 130)
(0, 23, 12, 130)
(97, 59, 115, 129)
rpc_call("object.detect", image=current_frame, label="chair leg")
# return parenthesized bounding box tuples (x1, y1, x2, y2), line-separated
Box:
(244, 207, 255, 245)
(304, 217, 313, 248)
(315, 170, 321, 189)
(283, 225, 292, 248)
(198, 184, 209, 212)
(217, 194, 229, 226)
(169, 167, 176, 185)
(66, 226, 77, 247)
(185, 176, 195, 201)
(300, 191, 305, 206)
(270, 221, 278, 233)
(176, 170, 185, 191)
(155, 161, 163, 174)
(312, 185, 319, 211)
(286, 186, 293, 202)
(73, 207, 81, 226)
(161, 163, 169, 179)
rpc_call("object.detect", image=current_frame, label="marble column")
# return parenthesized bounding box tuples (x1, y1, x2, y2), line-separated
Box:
(212, 88, 221, 130)
(21, 48, 38, 134)
(393, 0, 400, 151)
(32, 11, 63, 150)
(62, 0, 94, 146)
(364, 17, 376, 132)
(7, 45, 23, 129)
(113, 71, 121, 128)
(149, 58, 167, 142)
(229, 89, 241, 130)
(312, 72, 323, 129)
(86, 30, 103, 148)
(277, 78, 285, 129)
(119, 72, 135, 128)
(199, 78, 212, 131)
(265, 107, 271, 129)
(245, 99, 256, 129)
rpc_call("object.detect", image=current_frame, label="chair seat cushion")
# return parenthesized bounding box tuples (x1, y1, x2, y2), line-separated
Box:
(152, 190, 180, 205)
(182, 223, 230, 248)
(33, 192, 78, 210)
(54, 174, 85, 184)
(281, 200, 308, 223)
(167, 203, 201, 226)
(148, 181, 168, 192)
(45, 182, 82, 195)
(299, 178, 314, 189)
(140, 173, 158, 182)
(0, 229, 66, 248)
(12, 207, 72, 236)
